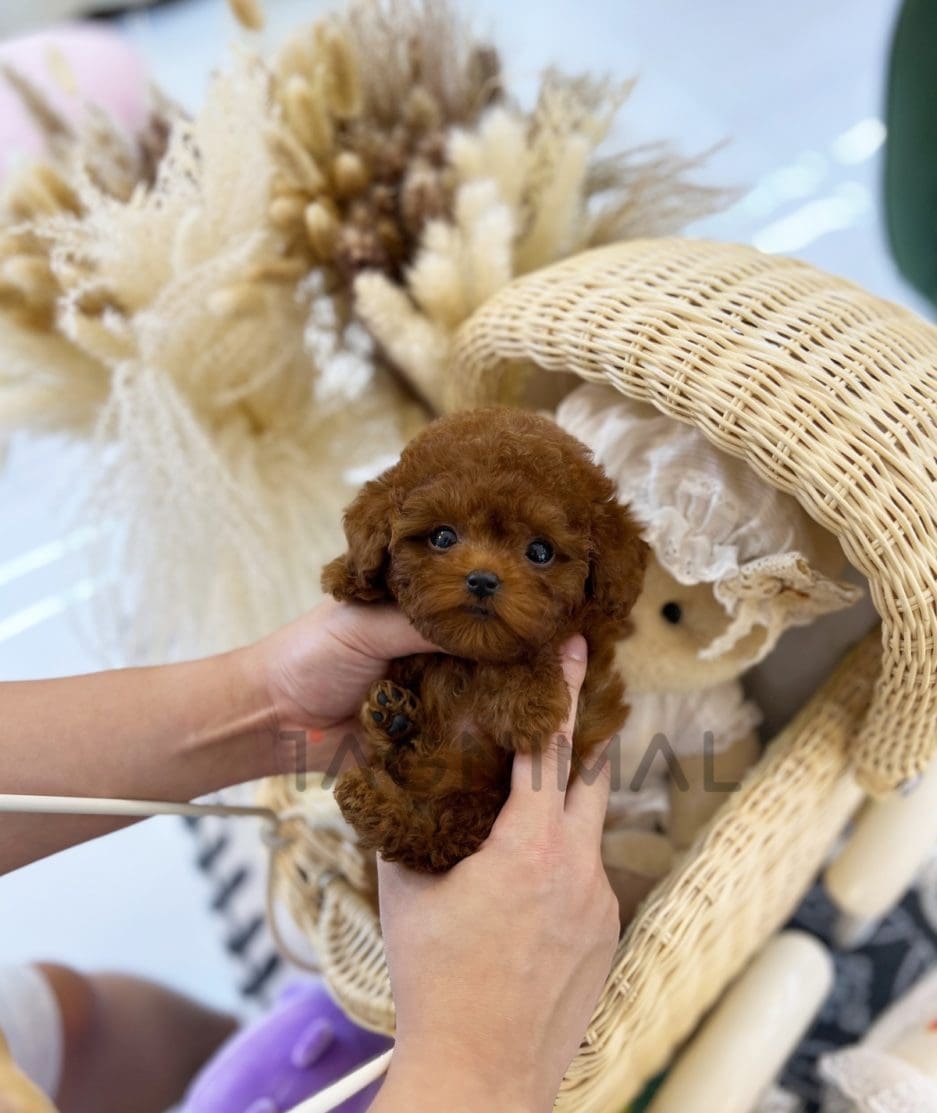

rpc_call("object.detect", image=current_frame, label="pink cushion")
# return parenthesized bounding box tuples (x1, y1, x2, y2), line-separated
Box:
(0, 24, 149, 177)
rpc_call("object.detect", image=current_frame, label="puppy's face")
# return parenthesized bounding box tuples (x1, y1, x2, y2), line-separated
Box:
(387, 480, 591, 661)
(321, 407, 649, 662)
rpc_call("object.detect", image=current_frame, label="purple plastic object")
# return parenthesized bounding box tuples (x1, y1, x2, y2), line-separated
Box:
(182, 979, 392, 1113)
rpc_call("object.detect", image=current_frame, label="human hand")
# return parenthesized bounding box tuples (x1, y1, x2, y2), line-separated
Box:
(372, 637, 620, 1113)
(250, 598, 436, 751)
(0, 597, 434, 869)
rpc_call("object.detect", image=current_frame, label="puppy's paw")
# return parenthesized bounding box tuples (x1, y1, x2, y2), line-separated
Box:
(498, 695, 569, 754)
(363, 680, 420, 749)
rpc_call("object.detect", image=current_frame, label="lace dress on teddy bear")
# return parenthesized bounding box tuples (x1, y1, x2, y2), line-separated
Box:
(554, 384, 864, 916)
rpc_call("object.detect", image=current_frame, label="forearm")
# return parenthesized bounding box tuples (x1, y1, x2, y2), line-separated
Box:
(0, 647, 325, 873)
(2, 649, 275, 799)
(0, 600, 430, 873)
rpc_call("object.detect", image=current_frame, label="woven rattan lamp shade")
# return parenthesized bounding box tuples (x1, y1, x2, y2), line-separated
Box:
(263, 237, 937, 1109)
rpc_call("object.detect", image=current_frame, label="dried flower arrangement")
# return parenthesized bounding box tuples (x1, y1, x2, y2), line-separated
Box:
(0, 0, 729, 662)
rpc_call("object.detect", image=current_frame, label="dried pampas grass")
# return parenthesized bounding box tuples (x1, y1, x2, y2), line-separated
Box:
(229, 0, 265, 32)
(0, 0, 728, 662)
(265, 0, 501, 287)
(0, 53, 422, 661)
(356, 66, 730, 410)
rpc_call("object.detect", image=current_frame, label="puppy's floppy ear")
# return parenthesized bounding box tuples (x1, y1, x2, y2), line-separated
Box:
(585, 499, 649, 622)
(322, 476, 395, 603)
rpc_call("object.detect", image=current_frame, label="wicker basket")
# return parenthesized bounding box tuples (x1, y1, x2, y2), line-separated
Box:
(263, 238, 937, 1110)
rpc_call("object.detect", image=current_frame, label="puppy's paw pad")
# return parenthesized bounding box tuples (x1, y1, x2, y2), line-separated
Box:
(365, 681, 420, 742)
(388, 713, 412, 737)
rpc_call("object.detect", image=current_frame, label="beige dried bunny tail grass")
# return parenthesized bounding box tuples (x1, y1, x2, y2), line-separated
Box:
(266, 0, 503, 287)
(269, 0, 725, 380)
(355, 68, 730, 411)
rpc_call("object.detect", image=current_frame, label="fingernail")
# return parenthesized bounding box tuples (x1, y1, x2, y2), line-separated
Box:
(562, 635, 587, 663)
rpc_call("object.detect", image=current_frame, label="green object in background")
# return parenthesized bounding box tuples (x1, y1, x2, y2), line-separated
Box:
(627, 1070, 666, 1113)
(884, 0, 937, 311)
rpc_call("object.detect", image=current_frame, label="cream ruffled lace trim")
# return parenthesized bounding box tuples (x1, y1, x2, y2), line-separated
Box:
(555, 384, 862, 664)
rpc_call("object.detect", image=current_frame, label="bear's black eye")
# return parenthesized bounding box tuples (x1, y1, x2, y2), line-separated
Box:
(526, 539, 554, 565)
(429, 526, 458, 550)
(661, 601, 683, 625)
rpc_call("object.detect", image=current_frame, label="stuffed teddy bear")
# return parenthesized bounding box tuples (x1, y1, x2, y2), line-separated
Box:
(597, 555, 765, 921)
(556, 384, 863, 924)
(322, 405, 648, 872)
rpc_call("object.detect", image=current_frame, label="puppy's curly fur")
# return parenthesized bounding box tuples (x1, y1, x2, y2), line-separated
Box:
(323, 407, 648, 871)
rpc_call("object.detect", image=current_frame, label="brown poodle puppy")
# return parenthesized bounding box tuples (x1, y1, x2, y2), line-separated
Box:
(323, 407, 648, 872)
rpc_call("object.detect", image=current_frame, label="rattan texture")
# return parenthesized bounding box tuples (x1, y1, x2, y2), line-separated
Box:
(451, 239, 937, 795)
(263, 238, 937, 1108)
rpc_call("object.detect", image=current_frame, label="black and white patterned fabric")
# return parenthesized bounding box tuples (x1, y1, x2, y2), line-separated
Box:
(183, 808, 284, 1006)
(781, 858, 937, 1110)
(182, 784, 299, 1010)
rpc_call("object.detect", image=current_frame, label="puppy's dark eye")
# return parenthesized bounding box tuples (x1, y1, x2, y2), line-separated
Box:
(661, 601, 682, 625)
(429, 526, 458, 550)
(525, 539, 554, 565)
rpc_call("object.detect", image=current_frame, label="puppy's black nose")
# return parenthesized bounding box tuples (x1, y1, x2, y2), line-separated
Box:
(466, 569, 500, 598)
